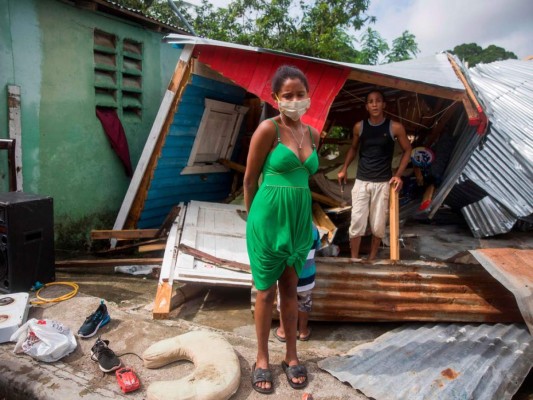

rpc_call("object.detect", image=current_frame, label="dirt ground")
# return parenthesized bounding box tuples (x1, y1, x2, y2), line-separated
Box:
(2, 220, 532, 399)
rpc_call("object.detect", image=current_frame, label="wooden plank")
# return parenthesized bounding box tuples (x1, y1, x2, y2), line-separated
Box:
(0, 139, 17, 191)
(125, 47, 194, 229)
(139, 243, 166, 253)
(447, 54, 488, 133)
(56, 258, 162, 268)
(347, 70, 464, 101)
(155, 205, 181, 238)
(312, 191, 342, 207)
(461, 94, 480, 126)
(153, 282, 173, 320)
(178, 243, 251, 273)
(159, 203, 186, 282)
(96, 238, 163, 254)
(91, 229, 159, 240)
(111, 45, 194, 247)
(219, 158, 245, 173)
(312, 202, 337, 243)
(389, 186, 400, 261)
(7, 85, 22, 191)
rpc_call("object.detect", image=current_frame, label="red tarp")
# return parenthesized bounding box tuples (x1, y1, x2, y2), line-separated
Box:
(194, 46, 350, 132)
(96, 107, 133, 177)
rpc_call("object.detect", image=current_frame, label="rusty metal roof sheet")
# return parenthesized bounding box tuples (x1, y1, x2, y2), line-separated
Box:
(318, 322, 533, 400)
(470, 248, 533, 335)
(252, 257, 524, 323)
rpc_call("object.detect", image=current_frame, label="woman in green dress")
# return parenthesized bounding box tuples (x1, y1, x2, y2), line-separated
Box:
(244, 65, 319, 394)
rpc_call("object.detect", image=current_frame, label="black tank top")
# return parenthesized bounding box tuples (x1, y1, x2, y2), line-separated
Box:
(356, 118, 395, 182)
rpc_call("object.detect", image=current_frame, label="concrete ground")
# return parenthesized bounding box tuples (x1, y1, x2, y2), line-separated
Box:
(1, 220, 532, 399)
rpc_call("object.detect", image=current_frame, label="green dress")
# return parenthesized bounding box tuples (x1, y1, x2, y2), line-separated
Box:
(247, 119, 319, 290)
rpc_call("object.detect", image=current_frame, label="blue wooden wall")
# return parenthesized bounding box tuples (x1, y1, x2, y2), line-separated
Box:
(138, 74, 247, 228)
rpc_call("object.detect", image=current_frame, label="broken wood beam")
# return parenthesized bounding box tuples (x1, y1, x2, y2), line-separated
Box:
(153, 282, 173, 319)
(219, 158, 245, 173)
(96, 238, 164, 254)
(178, 243, 251, 273)
(170, 284, 206, 311)
(56, 258, 162, 268)
(155, 205, 181, 238)
(153, 283, 207, 320)
(311, 191, 341, 207)
(90, 229, 159, 240)
(139, 243, 167, 253)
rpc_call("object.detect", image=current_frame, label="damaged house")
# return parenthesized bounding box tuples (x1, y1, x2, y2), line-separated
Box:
(104, 37, 532, 399)
(96, 34, 531, 333)
(2, 3, 531, 398)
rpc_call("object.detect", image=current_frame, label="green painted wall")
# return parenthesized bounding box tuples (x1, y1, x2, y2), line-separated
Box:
(0, 0, 181, 250)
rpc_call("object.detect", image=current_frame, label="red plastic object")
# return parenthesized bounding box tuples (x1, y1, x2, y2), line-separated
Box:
(116, 367, 140, 393)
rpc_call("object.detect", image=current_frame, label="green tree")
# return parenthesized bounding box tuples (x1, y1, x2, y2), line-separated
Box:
(356, 27, 388, 65)
(193, 0, 372, 62)
(386, 30, 419, 63)
(451, 43, 517, 67)
(116, 0, 420, 65)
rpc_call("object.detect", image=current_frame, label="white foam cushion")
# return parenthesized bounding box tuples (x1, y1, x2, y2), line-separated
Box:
(143, 330, 240, 400)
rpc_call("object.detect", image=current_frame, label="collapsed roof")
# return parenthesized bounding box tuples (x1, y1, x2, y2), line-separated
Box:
(114, 34, 532, 240)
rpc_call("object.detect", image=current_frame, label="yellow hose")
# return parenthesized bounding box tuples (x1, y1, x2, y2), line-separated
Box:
(30, 282, 79, 305)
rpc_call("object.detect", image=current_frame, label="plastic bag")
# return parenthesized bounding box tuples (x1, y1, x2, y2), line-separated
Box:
(10, 318, 77, 362)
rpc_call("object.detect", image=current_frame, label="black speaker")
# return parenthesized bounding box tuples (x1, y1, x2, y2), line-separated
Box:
(0, 192, 55, 293)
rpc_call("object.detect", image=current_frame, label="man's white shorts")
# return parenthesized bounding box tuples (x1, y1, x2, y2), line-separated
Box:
(349, 180, 390, 239)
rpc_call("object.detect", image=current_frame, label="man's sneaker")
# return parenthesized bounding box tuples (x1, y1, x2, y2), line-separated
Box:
(91, 337, 121, 372)
(78, 300, 111, 338)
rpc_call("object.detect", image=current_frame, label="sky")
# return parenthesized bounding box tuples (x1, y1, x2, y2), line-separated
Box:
(187, 0, 533, 60)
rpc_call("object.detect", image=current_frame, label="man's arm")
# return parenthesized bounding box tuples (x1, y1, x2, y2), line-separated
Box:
(337, 121, 361, 184)
(389, 121, 412, 192)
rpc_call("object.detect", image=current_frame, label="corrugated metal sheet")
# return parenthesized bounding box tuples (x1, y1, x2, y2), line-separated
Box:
(419, 113, 482, 219)
(137, 74, 246, 228)
(458, 60, 533, 237)
(92, 0, 186, 33)
(318, 323, 533, 400)
(470, 249, 533, 335)
(461, 195, 517, 238)
(339, 52, 466, 91)
(252, 257, 524, 323)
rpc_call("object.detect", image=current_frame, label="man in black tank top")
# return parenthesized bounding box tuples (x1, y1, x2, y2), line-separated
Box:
(338, 90, 411, 260)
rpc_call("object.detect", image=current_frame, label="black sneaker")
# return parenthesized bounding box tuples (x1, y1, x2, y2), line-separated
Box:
(90, 337, 121, 372)
(78, 300, 111, 338)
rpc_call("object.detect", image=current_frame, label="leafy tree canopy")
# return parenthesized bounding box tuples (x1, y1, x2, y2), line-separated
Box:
(115, 0, 419, 64)
(450, 43, 517, 67)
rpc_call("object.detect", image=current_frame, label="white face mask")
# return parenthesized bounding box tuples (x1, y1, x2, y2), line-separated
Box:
(277, 98, 311, 121)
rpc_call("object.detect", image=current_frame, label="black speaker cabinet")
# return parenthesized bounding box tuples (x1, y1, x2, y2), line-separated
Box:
(0, 192, 55, 293)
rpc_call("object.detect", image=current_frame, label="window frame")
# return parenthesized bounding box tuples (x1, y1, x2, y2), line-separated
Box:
(181, 98, 248, 175)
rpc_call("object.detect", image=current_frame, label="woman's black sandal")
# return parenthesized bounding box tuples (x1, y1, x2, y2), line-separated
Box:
(281, 360, 308, 389)
(251, 363, 274, 394)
